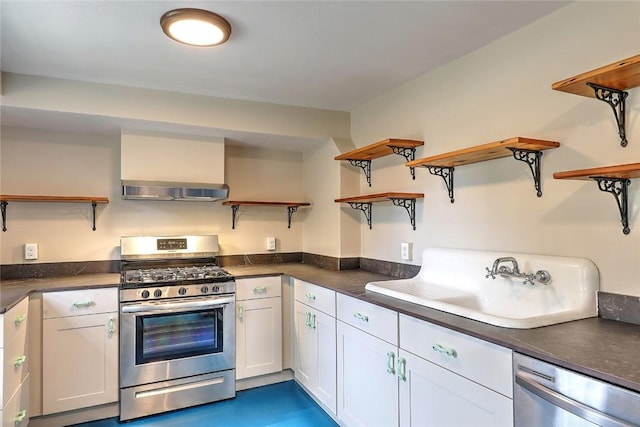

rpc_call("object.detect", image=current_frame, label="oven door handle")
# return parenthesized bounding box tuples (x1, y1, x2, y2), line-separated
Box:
(121, 296, 235, 314)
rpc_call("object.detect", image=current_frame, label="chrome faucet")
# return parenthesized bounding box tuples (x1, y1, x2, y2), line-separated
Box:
(485, 256, 551, 286)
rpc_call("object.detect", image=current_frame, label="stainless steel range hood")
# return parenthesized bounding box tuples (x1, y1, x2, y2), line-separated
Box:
(122, 180, 229, 201)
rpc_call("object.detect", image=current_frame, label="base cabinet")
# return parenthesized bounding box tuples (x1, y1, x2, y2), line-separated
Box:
(1, 297, 30, 427)
(42, 288, 118, 415)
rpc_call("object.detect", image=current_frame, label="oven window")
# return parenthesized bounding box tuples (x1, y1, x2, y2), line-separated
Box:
(136, 308, 223, 364)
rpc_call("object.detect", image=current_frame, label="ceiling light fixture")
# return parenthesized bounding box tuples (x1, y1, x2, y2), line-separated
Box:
(160, 8, 231, 47)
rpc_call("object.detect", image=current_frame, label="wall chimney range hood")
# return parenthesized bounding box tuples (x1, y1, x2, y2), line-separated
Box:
(122, 180, 229, 201)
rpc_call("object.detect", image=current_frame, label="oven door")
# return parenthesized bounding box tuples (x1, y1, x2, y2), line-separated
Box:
(120, 294, 235, 388)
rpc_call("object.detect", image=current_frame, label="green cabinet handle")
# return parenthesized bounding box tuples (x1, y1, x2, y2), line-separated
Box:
(353, 312, 369, 322)
(432, 343, 457, 358)
(14, 314, 27, 325)
(310, 313, 316, 329)
(108, 317, 115, 335)
(238, 305, 244, 321)
(253, 286, 267, 293)
(305, 311, 311, 327)
(386, 351, 396, 374)
(15, 409, 27, 423)
(72, 301, 94, 308)
(14, 355, 27, 367)
(397, 357, 407, 381)
(305, 293, 316, 301)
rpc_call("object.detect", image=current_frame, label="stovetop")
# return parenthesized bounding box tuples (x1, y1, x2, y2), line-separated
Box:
(122, 265, 233, 285)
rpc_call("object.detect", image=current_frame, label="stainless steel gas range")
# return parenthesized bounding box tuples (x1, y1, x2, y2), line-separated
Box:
(119, 235, 236, 421)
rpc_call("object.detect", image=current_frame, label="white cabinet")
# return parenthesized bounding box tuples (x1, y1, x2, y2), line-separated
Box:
(235, 276, 282, 380)
(293, 279, 336, 415)
(337, 294, 399, 427)
(399, 314, 513, 427)
(1, 297, 30, 427)
(42, 288, 118, 415)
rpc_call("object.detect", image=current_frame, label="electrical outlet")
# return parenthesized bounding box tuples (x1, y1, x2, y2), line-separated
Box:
(25, 243, 39, 260)
(266, 237, 276, 251)
(400, 242, 413, 261)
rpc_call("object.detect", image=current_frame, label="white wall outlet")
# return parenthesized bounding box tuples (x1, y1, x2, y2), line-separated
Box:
(266, 237, 276, 251)
(401, 242, 413, 261)
(25, 243, 39, 260)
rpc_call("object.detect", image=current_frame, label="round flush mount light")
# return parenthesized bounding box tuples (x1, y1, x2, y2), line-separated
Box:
(160, 8, 231, 47)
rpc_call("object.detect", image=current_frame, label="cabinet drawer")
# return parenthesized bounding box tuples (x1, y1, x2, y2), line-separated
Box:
(399, 314, 512, 397)
(2, 297, 29, 346)
(3, 374, 29, 427)
(3, 328, 28, 408)
(294, 279, 335, 317)
(43, 288, 118, 319)
(337, 293, 397, 345)
(236, 276, 282, 301)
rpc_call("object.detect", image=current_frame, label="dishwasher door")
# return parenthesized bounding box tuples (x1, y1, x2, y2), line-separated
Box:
(514, 353, 640, 427)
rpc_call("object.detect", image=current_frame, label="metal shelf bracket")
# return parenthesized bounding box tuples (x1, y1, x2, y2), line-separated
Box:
(389, 146, 417, 180)
(591, 177, 631, 235)
(287, 206, 299, 229)
(426, 166, 455, 203)
(390, 198, 417, 230)
(1, 201, 7, 232)
(230, 204, 240, 229)
(587, 82, 629, 147)
(508, 148, 544, 197)
(348, 159, 372, 187)
(347, 202, 373, 229)
(91, 201, 98, 231)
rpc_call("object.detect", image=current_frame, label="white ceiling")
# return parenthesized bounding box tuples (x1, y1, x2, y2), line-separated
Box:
(0, 1, 569, 147)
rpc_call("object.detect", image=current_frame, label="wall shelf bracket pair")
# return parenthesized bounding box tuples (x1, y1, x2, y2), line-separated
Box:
(222, 201, 311, 229)
(335, 139, 423, 187)
(408, 137, 559, 203)
(552, 54, 640, 148)
(335, 192, 423, 230)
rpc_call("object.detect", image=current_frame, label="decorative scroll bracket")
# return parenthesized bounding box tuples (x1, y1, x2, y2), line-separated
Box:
(591, 177, 631, 235)
(587, 82, 629, 147)
(230, 204, 240, 229)
(389, 198, 417, 230)
(508, 148, 543, 197)
(348, 159, 372, 187)
(425, 166, 455, 203)
(389, 146, 417, 180)
(287, 206, 299, 229)
(347, 202, 373, 229)
(1, 201, 7, 232)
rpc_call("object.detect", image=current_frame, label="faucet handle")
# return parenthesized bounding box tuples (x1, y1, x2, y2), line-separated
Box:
(485, 267, 496, 279)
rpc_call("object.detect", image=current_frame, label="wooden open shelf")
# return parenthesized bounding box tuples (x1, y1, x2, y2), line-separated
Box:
(553, 163, 640, 235)
(0, 195, 109, 232)
(552, 54, 640, 97)
(552, 53, 640, 147)
(335, 139, 424, 186)
(335, 192, 424, 230)
(407, 137, 559, 202)
(221, 200, 311, 229)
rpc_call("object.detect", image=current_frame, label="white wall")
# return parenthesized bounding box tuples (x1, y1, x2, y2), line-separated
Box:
(349, 1, 640, 295)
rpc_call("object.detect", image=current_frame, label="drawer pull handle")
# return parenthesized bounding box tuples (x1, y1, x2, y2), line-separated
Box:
(305, 293, 316, 301)
(305, 311, 311, 327)
(108, 317, 115, 335)
(397, 357, 407, 381)
(353, 312, 369, 322)
(253, 286, 267, 293)
(386, 351, 396, 374)
(14, 314, 27, 325)
(238, 305, 244, 321)
(311, 313, 316, 329)
(14, 355, 27, 367)
(14, 409, 27, 423)
(72, 301, 95, 308)
(432, 343, 457, 358)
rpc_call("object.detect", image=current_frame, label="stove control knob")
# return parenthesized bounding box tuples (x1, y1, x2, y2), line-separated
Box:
(200, 286, 209, 294)
(141, 290, 150, 299)
(178, 287, 187, 296)
(153, 289, 162, 298)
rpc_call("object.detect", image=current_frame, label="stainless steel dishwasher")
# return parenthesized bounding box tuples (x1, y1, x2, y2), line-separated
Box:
(514, 353, 640, 427)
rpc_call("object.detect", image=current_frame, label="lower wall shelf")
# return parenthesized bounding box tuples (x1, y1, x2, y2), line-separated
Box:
(334, 192, 424, 230)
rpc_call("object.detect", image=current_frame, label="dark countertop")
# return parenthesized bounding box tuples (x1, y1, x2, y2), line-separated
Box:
(2, 263, 639, 394)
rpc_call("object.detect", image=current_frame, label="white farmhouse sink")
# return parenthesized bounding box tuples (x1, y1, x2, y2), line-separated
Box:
(365, 248, 599, 329)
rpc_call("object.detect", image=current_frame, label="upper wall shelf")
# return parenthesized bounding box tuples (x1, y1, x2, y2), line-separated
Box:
(335, 139, 424, 186)
(0, 195, 109, 232)
(221, 200, 311, 229)
(552, 54, 640, 147)
(335, 192, 424, 230)
(406, 137, 560, 203)
(554, 163, 640, 235)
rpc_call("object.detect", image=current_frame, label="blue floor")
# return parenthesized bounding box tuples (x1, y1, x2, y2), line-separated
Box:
(72, 380, 337, 427)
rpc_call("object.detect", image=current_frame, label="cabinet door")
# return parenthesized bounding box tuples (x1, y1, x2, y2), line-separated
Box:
(236, 297, 282, 380)
(294, 301, 337, 415)
(337, 321, 398, 427)
(42, 312, 118, 414)
(399, 350, 512, 427)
